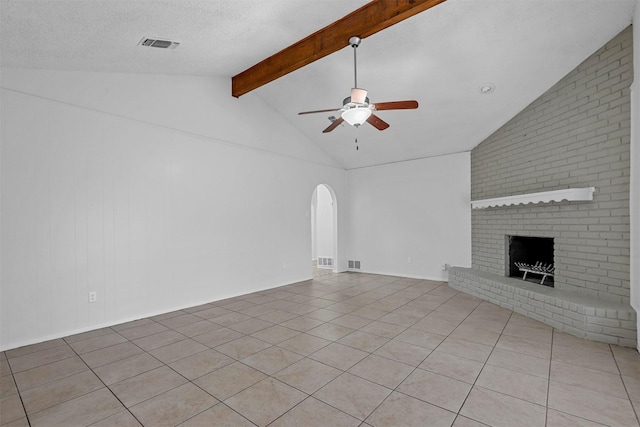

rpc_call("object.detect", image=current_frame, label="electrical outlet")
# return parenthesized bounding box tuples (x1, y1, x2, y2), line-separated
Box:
(88, 292, 97, 303)
(408, 256, 412, 264)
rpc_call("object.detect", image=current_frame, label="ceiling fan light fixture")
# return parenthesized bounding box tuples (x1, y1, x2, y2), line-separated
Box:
(297, 36, 418, 133)
(341, 106, 371, 126)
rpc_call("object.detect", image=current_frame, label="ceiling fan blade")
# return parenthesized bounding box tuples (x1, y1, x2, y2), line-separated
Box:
(299, 108, 340, 115)
(372, 100, 419, 111)
(367, 114, 390, 131)
(323, 117, 344, 133)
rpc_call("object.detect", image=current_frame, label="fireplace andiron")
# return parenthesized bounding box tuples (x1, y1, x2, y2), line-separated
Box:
(514, 261, 555, 285)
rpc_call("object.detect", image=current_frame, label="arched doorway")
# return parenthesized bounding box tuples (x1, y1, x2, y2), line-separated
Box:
(311, 184, 337, 274)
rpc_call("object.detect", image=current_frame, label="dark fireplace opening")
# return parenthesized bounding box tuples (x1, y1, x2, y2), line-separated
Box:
(506, 235, 554, 287)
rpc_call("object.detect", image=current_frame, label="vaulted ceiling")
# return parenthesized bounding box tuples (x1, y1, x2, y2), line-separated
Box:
(1, 0, 636, 169)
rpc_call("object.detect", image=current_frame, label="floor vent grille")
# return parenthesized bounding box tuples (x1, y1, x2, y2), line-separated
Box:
(318, 257, 333, 269)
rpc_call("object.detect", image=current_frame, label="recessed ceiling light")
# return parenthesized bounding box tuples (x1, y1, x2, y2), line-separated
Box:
(479, 83, 496, 94)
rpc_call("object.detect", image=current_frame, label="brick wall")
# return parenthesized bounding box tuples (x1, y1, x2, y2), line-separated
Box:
(471, 26, 632, 304)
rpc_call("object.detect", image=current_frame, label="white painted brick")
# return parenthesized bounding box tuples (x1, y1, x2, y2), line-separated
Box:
(585, 332, 618, 344)
(564, 325, 587, 338)
(586, 316, 620, 327)
(471, 27, 631, 306)
(572, 319, 587, 328)
(587, 324, 604, 333)
(528, 312, 547, 324)
(602, 327, 637, 339)
(552, 313, 575, 326)
(620, 320, 637, 329)
(618, 338, 636, 347)
(449, 267, 635, 347)
(534, 307, 555, 319)
(545, 304, 564, 315)
(563, 310, 586, 322)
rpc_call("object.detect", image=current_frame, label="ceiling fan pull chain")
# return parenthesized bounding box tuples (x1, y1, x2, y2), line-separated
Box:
(355, 127, 359, 151)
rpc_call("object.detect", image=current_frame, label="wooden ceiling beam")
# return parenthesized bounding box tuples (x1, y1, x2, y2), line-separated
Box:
(231, 0, 447, 98)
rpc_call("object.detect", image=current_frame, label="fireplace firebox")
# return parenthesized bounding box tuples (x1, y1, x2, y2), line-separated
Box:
(506, 236, 554, 287)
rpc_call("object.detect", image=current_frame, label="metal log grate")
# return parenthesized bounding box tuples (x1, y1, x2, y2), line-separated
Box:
(514, 261, 555, 285)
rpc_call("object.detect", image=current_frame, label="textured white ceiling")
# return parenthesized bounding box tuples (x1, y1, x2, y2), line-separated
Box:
(1, 0, 636, 169)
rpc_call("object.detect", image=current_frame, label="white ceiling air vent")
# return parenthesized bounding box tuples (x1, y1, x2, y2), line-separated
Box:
(138, 37, 179, 49)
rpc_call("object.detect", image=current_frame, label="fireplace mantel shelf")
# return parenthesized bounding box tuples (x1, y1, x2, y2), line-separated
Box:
(471, 187, 596, 209)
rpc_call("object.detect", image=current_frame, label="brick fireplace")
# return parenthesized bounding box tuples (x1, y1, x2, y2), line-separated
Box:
(449, 26, 637, 347)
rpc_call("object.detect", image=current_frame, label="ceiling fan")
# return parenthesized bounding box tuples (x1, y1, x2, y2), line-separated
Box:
(298, 36, 419, 133)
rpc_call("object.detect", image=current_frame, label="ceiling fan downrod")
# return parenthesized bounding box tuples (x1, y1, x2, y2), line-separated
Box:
(350, 36, 361, 89)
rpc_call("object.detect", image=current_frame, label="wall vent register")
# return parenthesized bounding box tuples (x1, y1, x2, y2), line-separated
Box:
(317, 257, 333, 269)
(138, 37, 180, 49)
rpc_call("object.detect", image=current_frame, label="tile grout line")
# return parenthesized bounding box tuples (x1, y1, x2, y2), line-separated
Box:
(64, 325, 222, 425)
(545, 337, 625, 427)
(544, 322, 554, 427)
(5, 353, 33, 427)
(73, 318, 255, 426)
(436, 301, 512, 425)
(260, 281, 424, 424)
(4, 272, 638, 426)
(261, 282, 448, 425)
(62, 330, 147, 427)
(610, 344, 640, 426)
(389, 295, 474, 391)
(321, 285, 468, 424)
(153, 317, 266, 427)
(22, 280, 393, 413)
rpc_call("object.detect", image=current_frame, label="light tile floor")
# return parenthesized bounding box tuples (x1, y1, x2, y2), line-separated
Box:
(1, 272, 639, 426)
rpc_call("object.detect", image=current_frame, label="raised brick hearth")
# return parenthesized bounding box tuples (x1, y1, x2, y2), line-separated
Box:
(450, 27, 637, 347)
(449, 267, 636, 346)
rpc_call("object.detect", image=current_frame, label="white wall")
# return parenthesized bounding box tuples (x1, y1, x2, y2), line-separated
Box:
(0, 69, 341, 168)
(0, 70, 347, 350)
(346, 152, 472, 280)
(311, 189, 317, 260)
(631, 1, 640, 350)
(314, 185, 334, 260)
